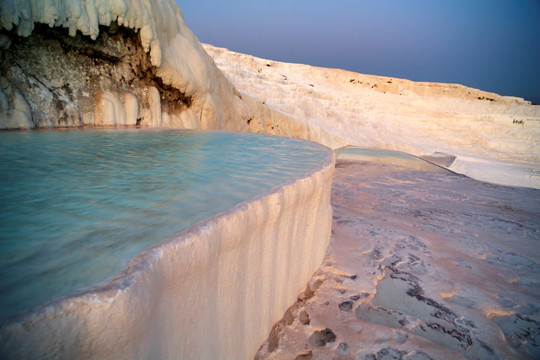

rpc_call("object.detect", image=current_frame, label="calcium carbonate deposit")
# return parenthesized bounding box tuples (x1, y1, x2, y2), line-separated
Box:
(203, 44, 540, 188)
(0, 129, 329, 320)
(0, 0, 539, 359)
(1, 0, 539, 188)
(255, 155, 540, 360)
(0, 130, 335, 359)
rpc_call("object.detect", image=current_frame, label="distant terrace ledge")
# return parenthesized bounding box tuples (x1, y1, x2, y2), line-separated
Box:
(0, 147, 335, 360)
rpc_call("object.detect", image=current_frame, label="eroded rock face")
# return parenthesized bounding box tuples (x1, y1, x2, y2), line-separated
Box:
(0, 23, 194, 129)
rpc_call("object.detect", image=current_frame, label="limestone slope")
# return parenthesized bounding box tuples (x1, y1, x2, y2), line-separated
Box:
(0, 0, 339, 147)
(204, 44, 540, 188)
(255, 159, 540, 360)
(0, 0, 538, 188)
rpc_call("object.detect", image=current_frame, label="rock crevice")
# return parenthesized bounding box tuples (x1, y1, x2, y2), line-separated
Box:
(0, 23, 191, 129)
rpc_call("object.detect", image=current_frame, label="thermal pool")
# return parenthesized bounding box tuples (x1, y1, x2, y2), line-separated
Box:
(0, 129, 334, 359)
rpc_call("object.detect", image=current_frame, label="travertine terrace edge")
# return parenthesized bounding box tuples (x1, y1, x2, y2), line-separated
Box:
(0, 139, 335, 360)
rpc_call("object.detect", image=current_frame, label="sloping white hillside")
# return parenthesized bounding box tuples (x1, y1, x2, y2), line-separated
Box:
(0, 0, 538, 188)
(204, 44, 540, 188)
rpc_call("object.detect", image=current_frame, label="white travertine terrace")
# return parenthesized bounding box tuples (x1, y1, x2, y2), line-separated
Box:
(1, 0, 539, 187)
(0, 2, 338, 358)
(0, 147, 335, 359)
(203, 44, 540, 189)
(0, 0, 539, 358)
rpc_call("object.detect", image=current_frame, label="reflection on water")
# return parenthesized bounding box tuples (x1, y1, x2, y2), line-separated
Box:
(0, 130, 329, 320)
(335, 146, 449, 172)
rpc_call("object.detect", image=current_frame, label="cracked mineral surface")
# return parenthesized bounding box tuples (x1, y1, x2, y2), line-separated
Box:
(255, 158, 540, 360)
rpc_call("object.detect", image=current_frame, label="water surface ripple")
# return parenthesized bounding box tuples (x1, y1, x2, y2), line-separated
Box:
(0, 130, 329, 320)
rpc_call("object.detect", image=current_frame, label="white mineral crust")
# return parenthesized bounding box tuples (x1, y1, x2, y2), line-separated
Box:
(1, 0, 538, 188)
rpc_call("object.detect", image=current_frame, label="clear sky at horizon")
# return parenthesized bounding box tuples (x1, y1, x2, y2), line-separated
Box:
(177, 0, 540, 104)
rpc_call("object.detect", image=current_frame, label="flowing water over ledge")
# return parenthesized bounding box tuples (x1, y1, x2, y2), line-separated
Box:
(0, 129, 330, 320)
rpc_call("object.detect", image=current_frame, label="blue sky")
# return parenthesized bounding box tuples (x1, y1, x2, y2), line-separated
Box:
(177, 1, 540, 104)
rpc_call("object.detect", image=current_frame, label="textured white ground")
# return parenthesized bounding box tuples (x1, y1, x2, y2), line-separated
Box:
(255, 157, 540, 360)
(203, 44, 540, 189)
(2, 1, 538, 188)
(2, 2, 540, 359)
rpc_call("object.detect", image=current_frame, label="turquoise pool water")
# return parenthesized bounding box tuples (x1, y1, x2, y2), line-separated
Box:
(0, 130, 329, 320)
